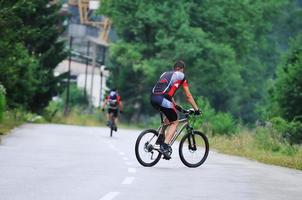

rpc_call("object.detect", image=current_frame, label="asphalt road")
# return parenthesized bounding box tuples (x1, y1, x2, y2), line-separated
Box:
(0, 124, 301, 200)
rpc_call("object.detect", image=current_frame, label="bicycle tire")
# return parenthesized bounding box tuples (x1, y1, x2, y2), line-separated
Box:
(179, 131, 209, 168)
(135, 129, 162, 167)
(109, 116, 114, 137)
(110, 126, 113, 137)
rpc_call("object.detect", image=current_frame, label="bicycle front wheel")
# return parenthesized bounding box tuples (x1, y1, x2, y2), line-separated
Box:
(179, 131, 209, 168)
(135, 129, 162, 167)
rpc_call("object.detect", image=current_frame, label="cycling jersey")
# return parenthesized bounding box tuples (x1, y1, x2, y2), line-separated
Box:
(106, 91, 121, 110)
(152, 71, 188, 99)
(151, 71, 189, 122)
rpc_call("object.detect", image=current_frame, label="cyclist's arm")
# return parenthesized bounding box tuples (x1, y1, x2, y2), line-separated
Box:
(118, 101, 123, 112)
(172, 98, 177, 105)
(117, 96, 123, 112)
(183, 85, 199, 111)
(101, 99, 108, 109)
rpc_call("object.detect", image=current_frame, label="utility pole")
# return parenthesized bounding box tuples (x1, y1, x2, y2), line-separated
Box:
(64, 36, 73, 116)
(84, 40, 90, 99)
(100, 65, 104, 105)
(89, 42, 97, 112)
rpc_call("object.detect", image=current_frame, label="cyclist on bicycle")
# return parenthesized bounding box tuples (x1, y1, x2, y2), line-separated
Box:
(150, 60, 201, 159)
(101, 89, 123, 131)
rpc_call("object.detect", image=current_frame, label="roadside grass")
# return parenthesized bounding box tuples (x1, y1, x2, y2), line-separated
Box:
(0, 113, 23, 135)
(50, 108, 106, 127)
(0, 110, 28, 143)
(209, 130, 302, 170)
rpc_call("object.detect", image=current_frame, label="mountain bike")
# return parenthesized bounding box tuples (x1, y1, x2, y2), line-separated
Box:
(135, 107, 209, 168)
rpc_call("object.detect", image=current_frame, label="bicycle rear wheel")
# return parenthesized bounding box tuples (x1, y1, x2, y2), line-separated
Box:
(179, 131, 209, 168)
(135, 129, 162, 167)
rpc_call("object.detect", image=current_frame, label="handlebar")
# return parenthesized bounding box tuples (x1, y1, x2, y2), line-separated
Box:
(175, 105, 197, 115)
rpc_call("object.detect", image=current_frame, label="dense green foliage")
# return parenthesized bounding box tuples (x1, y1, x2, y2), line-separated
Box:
(0, 0, 66, 112)
(100, 0, 302, 123)
(192, 98, 238, 135)
(61, 84, 88, 107)
(0, 83, 6, 121)
(44, 84, 88, 121)
(273, 34, 302, 122)
(272, 117, 302, 144)
(264, 34, 302, 145)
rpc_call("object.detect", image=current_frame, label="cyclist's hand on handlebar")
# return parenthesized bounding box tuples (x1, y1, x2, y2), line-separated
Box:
(194, 109, 202, 116)
(188, 108, 195, 114)
(175, 104, 183, 112)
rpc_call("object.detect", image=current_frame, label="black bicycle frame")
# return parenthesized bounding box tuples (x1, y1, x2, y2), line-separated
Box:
(157, 113, 194, 147)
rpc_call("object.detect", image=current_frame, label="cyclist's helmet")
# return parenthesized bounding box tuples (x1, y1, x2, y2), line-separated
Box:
(109, 89, 117, 100)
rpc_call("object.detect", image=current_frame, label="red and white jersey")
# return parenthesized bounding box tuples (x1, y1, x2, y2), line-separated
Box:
(106, 91, 121, 109)
(152, 71, 188, 98)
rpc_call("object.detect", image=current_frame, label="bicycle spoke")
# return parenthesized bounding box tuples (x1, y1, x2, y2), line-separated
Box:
(179, 131, 209, 167)
(135, 129, 162, 167)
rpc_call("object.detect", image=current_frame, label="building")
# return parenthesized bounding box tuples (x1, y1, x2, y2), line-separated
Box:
(55, 0, 114, 107)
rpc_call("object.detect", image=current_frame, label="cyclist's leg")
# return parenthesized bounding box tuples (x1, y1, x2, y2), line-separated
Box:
(113, 109, 118, 130)
(106, 109, 111, 126)
(160, 97, 178, 142)
(108, 109, 115, 126)
(161, 107, 178, 144)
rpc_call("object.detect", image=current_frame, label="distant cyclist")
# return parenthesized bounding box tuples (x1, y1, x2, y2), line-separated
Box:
(150, 60, 201, 159)
(101, 89, 123, 131)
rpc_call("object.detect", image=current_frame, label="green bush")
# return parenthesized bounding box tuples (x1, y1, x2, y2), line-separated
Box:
(255, 127, 282, 152)
(211, 112, 238, 135)
(272, 117, 302, 144)
(255, 126, 299, 156)
(194, 97, 238, 135)
(0, 83, 6, 122)
(44, 99, 64, 122)
(193, 97, 216, 133)
(61, 84, 88, 107)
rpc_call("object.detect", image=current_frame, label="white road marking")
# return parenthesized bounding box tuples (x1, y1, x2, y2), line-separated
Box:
(125, 161, 133, 165)
(122, 157, 129, 161)
(119, 152, 125, 155)
(99, 192, 120, 200)
(122, 177, 135, 184)
(128, 168, 136, 173)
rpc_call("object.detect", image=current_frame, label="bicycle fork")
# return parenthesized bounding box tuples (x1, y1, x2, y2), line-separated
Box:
(187, 127, 197, 151)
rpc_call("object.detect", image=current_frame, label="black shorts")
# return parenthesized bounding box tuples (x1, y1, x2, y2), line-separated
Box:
(108, 108, 118, 117)
(150, 95, 177, 122)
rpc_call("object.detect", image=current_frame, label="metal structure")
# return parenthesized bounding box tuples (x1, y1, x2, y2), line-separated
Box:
(57, 0, 112, 112)
(68, 0, 111, 43)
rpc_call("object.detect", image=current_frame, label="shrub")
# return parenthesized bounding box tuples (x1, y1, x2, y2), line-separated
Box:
(44, 99, 64, 122)
(272, 117, 302, 144)
(0, 83, 6, 122)
(193, 97, 238, 135)
(255, 126, 282, 152)
(193, 97, 216, 133)
(211, 112, 238, 135)
(61, 84, 88, 107)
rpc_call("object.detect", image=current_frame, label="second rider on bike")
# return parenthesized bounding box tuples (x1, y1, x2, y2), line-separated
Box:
(101, 89, 123, 131)
(150, 60, 201, 159)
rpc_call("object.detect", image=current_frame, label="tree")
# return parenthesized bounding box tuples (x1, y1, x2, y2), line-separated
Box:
(0, 0, 67, 111)
(189, 0, 289, 122)
(100, 0, 242, 121)
(0, 1, 39, 108)
(273, 34, 302, 121)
